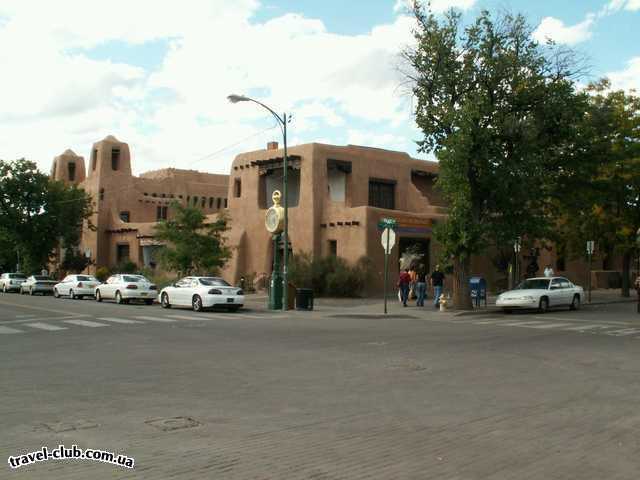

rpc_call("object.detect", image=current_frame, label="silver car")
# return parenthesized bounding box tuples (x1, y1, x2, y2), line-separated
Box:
(20, 275, 57, 295)
(0, 273, 27, 293)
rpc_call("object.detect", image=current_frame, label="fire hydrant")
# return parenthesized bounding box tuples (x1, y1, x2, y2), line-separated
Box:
(439, 294, 448, 312)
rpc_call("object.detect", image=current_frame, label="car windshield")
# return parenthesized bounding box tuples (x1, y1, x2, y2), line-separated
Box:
(76, 275, 96, 281)
(10, 274, 26, 279)
(123, 275, 148, 283)
(33, 276, 50, 280)
(198, 278, 230, 286)
(516, 279, 550, 290)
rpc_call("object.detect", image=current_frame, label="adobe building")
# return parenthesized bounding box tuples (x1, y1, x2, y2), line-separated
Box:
(49, 135, 628, 292)
(50, 135, 229, 270)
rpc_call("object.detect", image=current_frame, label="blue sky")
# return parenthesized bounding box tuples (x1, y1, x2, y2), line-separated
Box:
(0, 0, 638, 175)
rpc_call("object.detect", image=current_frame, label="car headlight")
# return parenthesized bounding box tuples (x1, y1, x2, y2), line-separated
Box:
(514, 296, 534, 301)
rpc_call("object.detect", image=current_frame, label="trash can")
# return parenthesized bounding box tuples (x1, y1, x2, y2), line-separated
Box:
(469, 276, 487, 307)
(295, 288, 314, 311)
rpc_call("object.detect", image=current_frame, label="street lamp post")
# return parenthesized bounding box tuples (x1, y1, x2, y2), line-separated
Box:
(586, 240, 595, 304)
(513, 237, 522, 286)
(227, 94, 290, 312)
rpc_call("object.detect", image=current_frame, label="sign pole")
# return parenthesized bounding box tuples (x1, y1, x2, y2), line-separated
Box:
(383, 228, 390, 314)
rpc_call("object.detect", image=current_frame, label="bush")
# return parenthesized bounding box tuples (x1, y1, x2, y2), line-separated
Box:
(288, 253, 373, 297)
(95, 266, 110, 282)
(115, 260, 137, 274)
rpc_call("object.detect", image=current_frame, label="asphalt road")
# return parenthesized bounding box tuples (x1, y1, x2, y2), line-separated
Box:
(1, 292, 639, 479)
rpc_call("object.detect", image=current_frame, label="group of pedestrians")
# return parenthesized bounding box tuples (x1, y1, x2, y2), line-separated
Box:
(397, 265, 445, 308)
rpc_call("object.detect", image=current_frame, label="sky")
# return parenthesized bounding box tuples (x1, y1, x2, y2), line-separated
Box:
(0, 0, 638, 176)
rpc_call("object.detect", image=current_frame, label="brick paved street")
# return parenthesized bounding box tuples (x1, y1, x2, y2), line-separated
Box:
(2, 293, 639, 479)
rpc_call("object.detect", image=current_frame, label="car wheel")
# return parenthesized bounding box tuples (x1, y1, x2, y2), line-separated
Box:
(538, 297, 549, 313)
(161, 293, 171, 309)
(70, 289, 76, 300)
(570, 294, 580, 311)
(192, 295, 204, 312)
(53, 288, 60, 298)
(96, 290, 102, 302)
(115, 291, 124, 305)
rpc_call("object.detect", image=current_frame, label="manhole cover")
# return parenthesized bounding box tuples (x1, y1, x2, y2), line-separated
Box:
(38, 420, 99, 433)
(145, 416, 201, 431)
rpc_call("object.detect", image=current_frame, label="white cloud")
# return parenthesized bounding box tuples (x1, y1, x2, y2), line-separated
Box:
(602, 0, 640, 14)
(606, 57, 640, 92)
(393, 0, 476, 14)
(0, 1, 423, 176)
(533, 14, 595, 45)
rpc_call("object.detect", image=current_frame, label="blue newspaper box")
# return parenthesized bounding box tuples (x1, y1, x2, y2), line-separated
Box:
(469, 276, 487, 307)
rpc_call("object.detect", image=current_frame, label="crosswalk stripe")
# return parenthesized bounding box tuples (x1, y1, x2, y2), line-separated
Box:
(166, 315, 200, 320)
(472, 319, 513, 325)
(519, 322, 572, 329)
(133, 315, 176, 323)
(0, 325, 23, 334)
(603, 328, 640, 337)
(563, 324, 610, 332)
(26, 322, 67, 331)
(98, 317, 144, 324)
(64, 319, 109, 328)
(503, 321, 547, 327)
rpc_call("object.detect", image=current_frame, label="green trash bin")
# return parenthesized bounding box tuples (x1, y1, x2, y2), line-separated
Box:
(295, 288, 314, 310)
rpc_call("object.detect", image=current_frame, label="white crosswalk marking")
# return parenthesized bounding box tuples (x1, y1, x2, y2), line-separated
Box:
(563, 324, 610, 332)
(604, 328, 640, 337)
(503, 321, 547, 327)
(98, 317, 144, 324)
(0, 325, 23, 334)
(26, 322, 67, 331)
(472, 319, 514, 325)
(167, 314, 201, 320)
(63, 319, 108, 328)
(519, 322, 572, 329)
(134, 316, 176, 323)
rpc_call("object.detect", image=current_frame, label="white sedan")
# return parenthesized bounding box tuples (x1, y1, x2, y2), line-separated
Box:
(497, 277, 584, 313)
(159, 276, 244, 312)
(53, 274, 100, 299)
(95, 274, 157, 305)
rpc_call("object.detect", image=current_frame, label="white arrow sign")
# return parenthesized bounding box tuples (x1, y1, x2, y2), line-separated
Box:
(381, 228, 396, 252)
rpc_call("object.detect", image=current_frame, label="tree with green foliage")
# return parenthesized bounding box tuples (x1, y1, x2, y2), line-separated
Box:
(0, 159, 93, 273)
(154, 201, 231, 276)
(555, 80, 640, 296)
(403, 3, 586, 308)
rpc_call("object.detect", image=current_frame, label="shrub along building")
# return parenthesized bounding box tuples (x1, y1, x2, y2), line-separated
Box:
(50, 135, 623, 293)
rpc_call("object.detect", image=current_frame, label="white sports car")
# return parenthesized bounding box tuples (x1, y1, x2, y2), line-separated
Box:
(496, 277, 584, 313)
(95, 274, 157, 305)
(159, 276, 244, 312)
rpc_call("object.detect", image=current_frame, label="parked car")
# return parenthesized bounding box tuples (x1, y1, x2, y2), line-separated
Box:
(0, 273, 27, 293)
(496, 277, 584, 313)
(95, 274, 157, 305)
(159, 276, 244, 312)
(53, 274, 100, 299)
(20, 275, 57, 295)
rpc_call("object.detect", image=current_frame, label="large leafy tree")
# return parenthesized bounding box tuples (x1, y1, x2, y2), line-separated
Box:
(403, 3, 585, 308)
(556, 80, 640, 296)
(154, 201, 231, 276)
(0, 159, 93, 273)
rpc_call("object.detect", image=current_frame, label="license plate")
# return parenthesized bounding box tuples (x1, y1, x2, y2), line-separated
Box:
(227, 298, 234, 303)
(140, 292, 147, 296)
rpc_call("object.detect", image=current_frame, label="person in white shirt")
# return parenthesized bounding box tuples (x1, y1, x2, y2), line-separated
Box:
(543, 265, 554, 277)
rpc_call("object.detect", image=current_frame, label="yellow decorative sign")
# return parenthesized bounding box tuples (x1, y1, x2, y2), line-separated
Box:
(265, 190, 285, 234)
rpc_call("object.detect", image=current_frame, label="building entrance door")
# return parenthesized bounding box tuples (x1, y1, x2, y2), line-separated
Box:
(398, 238, 430, 274)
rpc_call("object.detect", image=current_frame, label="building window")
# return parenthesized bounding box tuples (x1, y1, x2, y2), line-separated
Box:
(201, 197, 205, 208)
(234, 179, 242, 198)
(99, 188, 105, 201)
(119, 211, 130, 222)
(156, 206, 168, 221)
(116, 244, 130, 263)
(208, 197, 213, 208)
(217, 197, 221, 209)
(186, 195, 190, 203)
(111, 148, 120, 171)
(151, 193, 157, 197)
(329, 240, 337, 256)
(192, 195, 198, 206)
(224, 198, 228, 208)
(143, 192, 148, 196)
(368, 179, 395, 210)
(91, 149, 97, 171)
(67, 162, 76, 181)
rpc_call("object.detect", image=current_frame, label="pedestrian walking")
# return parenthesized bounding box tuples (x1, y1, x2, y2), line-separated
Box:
(543, 264, 554, 277)
(430, 265, 445, 308)
(408, 267, 417, 300)
(415, 269, 427, 306)
(397, 269, 411, 307)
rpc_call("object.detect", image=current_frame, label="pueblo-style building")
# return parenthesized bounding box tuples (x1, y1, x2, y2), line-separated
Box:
(50, 135, 228, 270)
(49, 135, 622, 293)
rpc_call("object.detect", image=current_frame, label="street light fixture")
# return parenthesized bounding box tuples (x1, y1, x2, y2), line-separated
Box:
(227, 94, 290, 312)
(513, 237, 522, 285)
